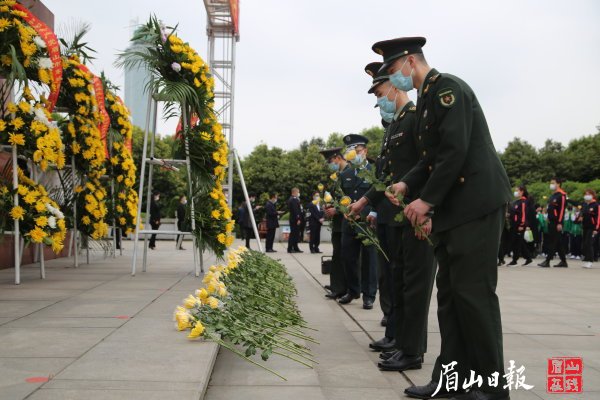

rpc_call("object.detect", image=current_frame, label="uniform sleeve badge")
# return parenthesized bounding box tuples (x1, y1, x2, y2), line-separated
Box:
(438, 89, 455, 108)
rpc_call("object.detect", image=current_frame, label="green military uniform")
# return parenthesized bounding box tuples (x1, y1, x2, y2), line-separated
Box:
(319, 147, 347, 297)
(364, 100, 436, 363)
(373, 37, 512, 396)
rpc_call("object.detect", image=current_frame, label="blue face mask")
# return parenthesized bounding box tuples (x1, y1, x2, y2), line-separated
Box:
(380, 108, 394, 123)
(376, 86, 397, 113)
(328, 162, 339, 171)
(352, 153, 365, 165)
(389, 58, 413, 91)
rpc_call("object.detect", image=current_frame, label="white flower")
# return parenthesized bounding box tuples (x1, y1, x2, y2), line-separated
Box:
(45, 203, 55, 213)
(33, 36, 47, 48)
(47, 216, 57, 229)
(54, 210, 64, 219)
(37, 57, 53, 69)
(171, 62, 181, 72)
(34, 107, 49, 124)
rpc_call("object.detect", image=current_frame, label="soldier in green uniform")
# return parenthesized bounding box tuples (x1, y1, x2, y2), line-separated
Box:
(319, 147, 348, 299)
(337, 134, 378, 309)
(350, 62, 436, 371)
(375, 37, 512, 400)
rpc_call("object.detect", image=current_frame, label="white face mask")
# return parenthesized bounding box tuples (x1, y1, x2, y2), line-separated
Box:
(584, 194, 593, 201)
(549, 183, 557, 191)
(181, 199, 187, 204)
(513, 191, 520, 198)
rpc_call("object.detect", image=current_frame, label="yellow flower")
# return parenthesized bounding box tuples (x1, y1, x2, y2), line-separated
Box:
(18, 101, 31, 113)
(217, 233, 226, 244)
(28, 226, 47, 243)
(344, 149, 357, 161)
(324, 192, 333, 203)
(340, 196, 352, 207)
(330, 172, 338, 181)
(183, 294, 199, 309)
(81, 215, 91, 225)
(317, 183, 324, 192)
(0, 17, 11, 31)
(187, 321, 205, 338)
(0, 120, 5, 132)
(10, 205, 25, 220)
(207, 296, 219, 309)
(196, 288, 208, 300)
(8, 132, 25, 146)
(35, 216, 48, 227)
(211, 210, 221, 219)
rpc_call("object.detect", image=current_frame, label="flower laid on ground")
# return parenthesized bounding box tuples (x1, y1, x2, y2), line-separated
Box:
(0, 168, 67, 253)
(0, 99, 65, 171)
(174, 247, 317, 380)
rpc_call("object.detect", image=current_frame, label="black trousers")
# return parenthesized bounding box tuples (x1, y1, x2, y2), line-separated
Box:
(431, 207, 508, 395)
(376, 224, 394, 318)
(244, 227, 254, 248)
(570, 234, 582, 257)
(175, 221, 185, 248)
(329, 231, 346, 295)
(149, 222, 159, 248)
(266, 227, 276, 251)
(287, 222, 300, 251)
(309, 223, 321, 252)
(582, 228, 595, 262)
(510, 229, 530, 262)
(545, 222, 566, 263)
(341, 220, 377, 300)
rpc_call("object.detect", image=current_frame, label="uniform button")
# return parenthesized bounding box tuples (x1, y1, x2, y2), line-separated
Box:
(354, 190, 357, 193)
(388, 161, 392, 165)
(428, 165, 432, 171)
(459, 177, 465, 183)
(386, 150, 390, 154)
(425, 125, 429, 130)
(418, 135, 422, 140)
(422, 150, 427, 156)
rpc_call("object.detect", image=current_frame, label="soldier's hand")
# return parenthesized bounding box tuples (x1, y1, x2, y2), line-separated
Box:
(404, 198, 431, 227)
(557, 224, 563, 232)
(366, 214, 376, 228)
(324, 207, 336, 218)
(416, 219, 432, 240)
(348, 197, 367, 216)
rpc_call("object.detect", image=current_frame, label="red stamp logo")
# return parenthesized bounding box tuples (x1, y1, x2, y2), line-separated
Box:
(547, 357, 583, 393)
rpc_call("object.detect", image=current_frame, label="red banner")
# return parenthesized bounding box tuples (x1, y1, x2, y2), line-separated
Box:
(13, 3, 62, 112)
(229, 0, 239, 35)
(77, 64, 109, 159)
(174, 114, 199, 140)
(116, 96, 133, 155)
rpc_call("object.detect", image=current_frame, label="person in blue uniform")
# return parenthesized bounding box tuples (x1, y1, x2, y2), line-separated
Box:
(265, 192, 279, 253)
(307, 191, 324, 253)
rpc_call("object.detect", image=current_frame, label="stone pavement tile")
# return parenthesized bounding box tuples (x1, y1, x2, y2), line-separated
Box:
(0, 288, 83, 301)
(55, 340, 218, 383)
(30, 297, 152, 318)
(506, 322, 592, 335)
(533, 392, 600, 400)
(320, 387, 399, 400)
(0, 300, 56, 318)
(315, 359, 390, 388)
(92, 277, 186, 291)
(0, 317, 14, 326)
(0, 327, 113, 357)
(5, 316, 127, 329)
(0, 357, 75, 400)
(27, 388, 200, 400)
(43, 379, 201, 391)
(204, 385, 327, 400)
(0, 279, 107, 290)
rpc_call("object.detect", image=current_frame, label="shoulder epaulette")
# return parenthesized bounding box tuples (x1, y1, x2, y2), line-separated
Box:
(408, 106, 416, 112)
(429, 73, 441, 82)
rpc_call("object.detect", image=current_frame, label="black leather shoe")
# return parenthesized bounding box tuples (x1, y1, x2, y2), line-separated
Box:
(380, 315, 388, 326)
(363, 299, 374, 309)
(325, 292, 342, 299)
(448, 390, 510, 400)
(405, 380, 462, 399)
(554, 261, 568, 268)
(266, 249, 277, 253)
(324, 285, 332, 291)
(315, 250, 322, 253)
(369, 337, 395, 352)
(508, 260, 517, 266)
(338, 293, 359, 304)
(378, 353, 422, 371)
(497, 260, 505, 266)
(379, 350, 401, 360)
(538, 260, 550, 268)
(294, 249, 303, 253)
(523, 259, 532, 265)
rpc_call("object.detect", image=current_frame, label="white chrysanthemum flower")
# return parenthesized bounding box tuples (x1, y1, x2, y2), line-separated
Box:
(33, 36, 47, 48)
(38, 57, 53, 69)
(47, 216, 57, 229)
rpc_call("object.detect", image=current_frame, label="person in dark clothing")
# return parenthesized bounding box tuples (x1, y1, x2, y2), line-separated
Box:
(307, 191, 325, 253)
(264, 193, 280, 252)
(241, 194, 260, 249)
(508, 185, 532, 266)
(581, 189, 599, 269)
(175, 195, 187, 250)
(287, 188, 303, 253)
(149, 190, 161, 250)
(539, 178, 568, 268)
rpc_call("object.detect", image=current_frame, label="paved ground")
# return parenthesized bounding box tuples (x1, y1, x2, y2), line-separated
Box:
(205, 240, 600, 400)
(1, 238, 599, 399)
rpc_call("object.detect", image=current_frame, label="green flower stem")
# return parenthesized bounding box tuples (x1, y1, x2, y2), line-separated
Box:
(272, 350, 315, 369)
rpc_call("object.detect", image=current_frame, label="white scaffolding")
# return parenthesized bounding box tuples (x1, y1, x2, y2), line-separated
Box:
(204, 0, 239, 209)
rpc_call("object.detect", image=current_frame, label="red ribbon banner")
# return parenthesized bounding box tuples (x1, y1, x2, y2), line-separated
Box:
(13, 3, 62, 112)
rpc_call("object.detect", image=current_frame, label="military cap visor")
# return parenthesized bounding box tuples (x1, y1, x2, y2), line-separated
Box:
(343, 134, 369, 147)
(368, 76, 389, 95)
(319, 147, 344, 161)
(372, 36, 426, 73)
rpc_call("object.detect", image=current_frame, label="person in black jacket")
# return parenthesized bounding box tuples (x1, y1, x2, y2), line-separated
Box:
(508, 186, 532, 266)
(287, 188, 303, 253)
(307, 191, 325, 253)
(264, 193, 280, 253)
(241, 194, 261, 249)
(149, 190, 161, 250)
(175, 195, 187, 250)
(539, 178, 568, 268)
(581, 189, 599, 269)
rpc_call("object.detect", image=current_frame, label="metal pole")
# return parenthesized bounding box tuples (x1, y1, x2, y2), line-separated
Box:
(227, 37, 236, 209)
(142, 98, 158, 273)
(12, 145, 20, 284)
(72, 155, 78, 268)
(131, 91, 153, 276)
(233, 149, 262, 252)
